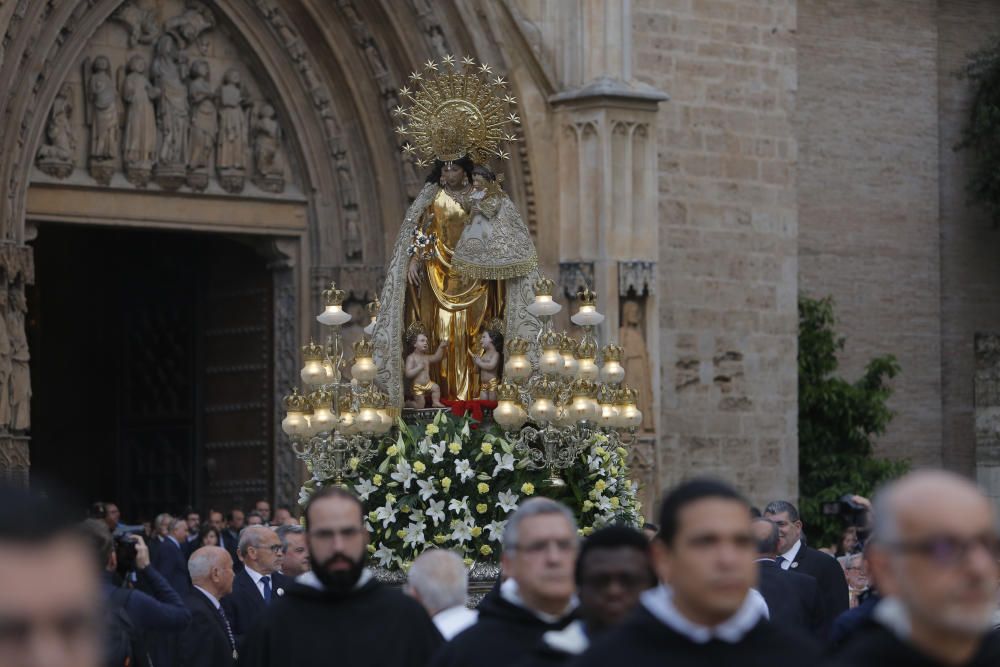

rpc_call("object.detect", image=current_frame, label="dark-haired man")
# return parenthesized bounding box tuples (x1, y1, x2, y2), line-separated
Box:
(238, 487, 442, 667)
(574, 479, 820, 667)
(764, 500, 848, 626)
(752, 518, 825, 639)
(517, 525, 655, 666)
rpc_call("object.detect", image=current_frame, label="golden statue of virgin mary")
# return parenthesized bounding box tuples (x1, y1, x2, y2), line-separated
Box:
(372, 56, 540, 407)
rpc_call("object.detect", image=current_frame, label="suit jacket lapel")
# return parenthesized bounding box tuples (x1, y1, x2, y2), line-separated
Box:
(238, 570, 265, 611)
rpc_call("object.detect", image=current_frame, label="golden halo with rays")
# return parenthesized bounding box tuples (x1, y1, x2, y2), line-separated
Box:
(392, 55, 519, 168)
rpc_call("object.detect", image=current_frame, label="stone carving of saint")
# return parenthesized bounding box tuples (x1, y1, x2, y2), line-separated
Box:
(151, 35, 189, 188)
(251, 103, 285, 192)
(83, 55, 120, 185)
(164, 3, 215, 54)
(619, 299, 654, 432)
(216, 68, 249, 192)
(36, 83, 76, 178)
(345, 211, 362, 261)
(8, 281, 30, 432)
(186, 59, 217, 191)
(121, 55, 159, 187)
(0, 275, 12, 430)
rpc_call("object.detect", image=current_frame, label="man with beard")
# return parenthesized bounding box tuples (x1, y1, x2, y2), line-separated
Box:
(237, 487, 442, 667)
(825, 471, 1000, 667)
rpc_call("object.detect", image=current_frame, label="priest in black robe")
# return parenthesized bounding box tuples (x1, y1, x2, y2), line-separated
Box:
(825, 470, 1000, 667)
(237, 488, 442, 667)
(571, 479, 821, 667)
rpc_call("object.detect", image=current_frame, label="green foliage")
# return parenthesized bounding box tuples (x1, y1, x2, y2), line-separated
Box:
(798, 296, 908, 547)
(958, 38, 1000, 224)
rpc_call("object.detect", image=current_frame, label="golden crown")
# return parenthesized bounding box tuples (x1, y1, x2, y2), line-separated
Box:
(533, 275, 555, 297)
(337, 393, 355, 414)
(484, 317, 506, 336)
(366, 296, 381, 318)
(570, 379, 597, 397)
(405, 320, 428, 345)
(559, 334, 578, 355)
(577, 286, 597, 307)
(576, 339, 598, 359)
(301, 338, 324, 361)
(308, 388, 335, 410)
(393, 55, 519, 166)
(540, 330, 562, 351)
(283, 388, 312, 413)
(353, 338, 374, 359)
(496, 381, 520, 402)
(618, 386, 638, 405)
(531, 377, 559, 400)
(323, 282, 346, 307)
(505, 337, 530, 356)
(602, 343, 624, 362)
(358, 385, 384, 409)
(597, 385, 618, 405)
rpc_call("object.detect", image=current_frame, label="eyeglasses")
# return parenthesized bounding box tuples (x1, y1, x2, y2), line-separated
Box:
(510, 538, 577, 556)
(888, 534, 1000, 567)
(252, 544, 283, 554)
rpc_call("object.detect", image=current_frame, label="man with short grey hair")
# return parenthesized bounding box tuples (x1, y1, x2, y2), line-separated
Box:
(430, 497, 578, 667)
(179, 546, 236, 667)
(222, 526, 291, 645)
(406, 549, 478, 640)
(276, 524, 310, 578)
(152, 515, 191, 595)
(829, 470, 1000, 666)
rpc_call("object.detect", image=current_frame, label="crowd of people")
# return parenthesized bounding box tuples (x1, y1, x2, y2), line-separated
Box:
(1, 469, 998, 667)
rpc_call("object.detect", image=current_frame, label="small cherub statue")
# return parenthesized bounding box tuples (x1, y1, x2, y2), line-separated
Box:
(473, 321, 504, 401)
(404, 323, 448, 408)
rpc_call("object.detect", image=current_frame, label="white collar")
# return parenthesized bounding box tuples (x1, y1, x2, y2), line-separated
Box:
(873, 597, 911, 641)
(295, 567, 373, 592)
(244, 566, 270, 586)
(167, 535, 181, 548)
(194, 585, 221, 609)
(541, 619, 589, 655)
(779, 539, 802, 566)
(500, 578, 578, 624)
(640, 585, 767, 644)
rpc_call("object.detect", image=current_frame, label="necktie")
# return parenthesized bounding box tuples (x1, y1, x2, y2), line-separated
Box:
(261, 575, 272, 603)
(775, 556, 786, 569)
(217, 606, 236, 650)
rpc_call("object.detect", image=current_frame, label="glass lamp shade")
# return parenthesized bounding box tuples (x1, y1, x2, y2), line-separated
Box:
(600, 360, 626, 385)
(317, 304, 352, 327)
(310, 407, 337, 433)
(504, 355, 532, 382)
(622, 404, 643, 429)
(528, 397, 556, 423)
(561, 353, 579, 377)
(376, 409, 394, 434)
(351, 357, 377, 383)
(357, 407, 381, 433)
(570, 395, 598, 423)
(570, 304, 605, 327)
(363, 317, 377, 336)
(281, 411, 310, 437)
(494, 400, 525, 430)
(577, 358, 599, 382)
(301, 359, 327, 386)
(526, 294, 562, 318)
(598, 403, 619, 428)
(539, 349, 562, 375)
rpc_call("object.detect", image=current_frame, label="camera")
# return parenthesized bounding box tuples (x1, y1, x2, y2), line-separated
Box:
(821, 494, 871, 549)
(113, 528, 144, 577)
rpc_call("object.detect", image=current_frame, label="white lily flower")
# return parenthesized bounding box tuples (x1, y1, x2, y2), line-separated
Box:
(449, 518, 473, 544)
(416, 477, 437, 502)
(596, 495, 613, 512)
(493, 452, 515, 476)
(497, 490, 519, 514)
(402, 520, 427, 548)
(417, 436, 432, 455)
(430, 440, 447, 463)
(390, 460, 415, 490)
(354, 478, 376, 501)
(461, 421, 471, 437)
(374, 499, 397, 528)
(486, 520, 507, 542)
(587, 454, 603, 472)
(454, 459, 475, 483)
(448, 496, 470, 515)
(426, 499, 446, 526)
(373, 542, 395, 568)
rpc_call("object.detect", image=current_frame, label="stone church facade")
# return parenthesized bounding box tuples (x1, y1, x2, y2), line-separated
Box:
(0, 0, 997, 514)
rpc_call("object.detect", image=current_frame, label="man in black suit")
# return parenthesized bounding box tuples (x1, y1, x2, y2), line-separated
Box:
(180, 546, 237, 667)
(764, 501, 849, 626)
(220, 525, 291, 645)
(752, 517, 825, 639)
(152, 516, 192, 596)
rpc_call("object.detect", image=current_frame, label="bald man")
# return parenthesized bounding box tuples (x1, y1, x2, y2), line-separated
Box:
(406, 549, 478, 640)
(827, 470, 1000, 667)
(180, 546, 237, 667)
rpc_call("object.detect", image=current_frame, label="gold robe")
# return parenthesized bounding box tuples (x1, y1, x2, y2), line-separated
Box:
(407, 188, 503, 400)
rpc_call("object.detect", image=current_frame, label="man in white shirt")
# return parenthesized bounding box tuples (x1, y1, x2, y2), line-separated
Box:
(221, 526, 292, 644)
(406, 548, 478, 640)
(181, 546, 237, 667)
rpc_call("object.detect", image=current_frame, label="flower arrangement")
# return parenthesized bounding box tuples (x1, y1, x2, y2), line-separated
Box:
(406, 229, 437, 261)
(299, 411, 642, 571)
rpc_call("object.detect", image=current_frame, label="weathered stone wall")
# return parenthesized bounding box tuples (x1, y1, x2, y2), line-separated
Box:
(633, 0, 800, 505)
(796, 0, 943, 467)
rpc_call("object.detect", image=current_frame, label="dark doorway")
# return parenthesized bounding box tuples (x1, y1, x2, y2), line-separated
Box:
(28, 224, 274, 522)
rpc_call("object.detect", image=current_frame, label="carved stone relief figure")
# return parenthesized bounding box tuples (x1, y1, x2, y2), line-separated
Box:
(619, 299, 654, 432)
(164, 2, 215, 54)
(83, 55, 120, 185)
(111, 1, 160, 48)
(8, 281, 29, 433)
(252, 103, 285, 192)
(216, 68, 249, 193)
(0, 274, 12, 430)
(345, 210, 362, 261)
(121, 54, 159, 188)
(36, 83, 76, 178)
(186, 59, 217, 191)
(151, 35, 190, 190)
